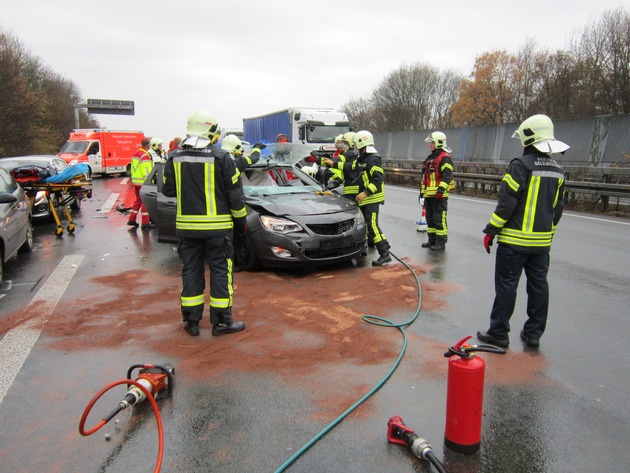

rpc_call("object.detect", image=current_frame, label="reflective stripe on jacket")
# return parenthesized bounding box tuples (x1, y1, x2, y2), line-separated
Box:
(347, 152, 384, 206)
(484, 151, 565, 254)
(131, 148, 152, 186)
(162, 144, 246, 237)
(421, 150, 454, 197)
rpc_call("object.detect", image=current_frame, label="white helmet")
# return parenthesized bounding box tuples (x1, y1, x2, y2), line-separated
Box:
(512, 114, 569, 154)
(355, 130, 376, 152)
(424, 131, 451, 152)
(150, 137, 163, 150)
(341, 132, 356, 148)
(221, 134, 244, 156)
(187, 110, 221, 144)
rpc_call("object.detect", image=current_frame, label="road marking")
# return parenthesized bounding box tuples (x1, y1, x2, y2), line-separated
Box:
(0, 254, 84, 406)
(100, 192, 120, 213)
(121, 177, 129, 185)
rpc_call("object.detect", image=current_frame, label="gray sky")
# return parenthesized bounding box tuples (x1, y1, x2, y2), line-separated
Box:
(2, 0, 624, 142)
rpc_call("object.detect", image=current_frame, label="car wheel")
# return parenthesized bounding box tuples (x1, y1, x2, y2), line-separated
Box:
(19, 221, 34, 253)
(0, 256, 4, 282)
(235, 232, 260, 271)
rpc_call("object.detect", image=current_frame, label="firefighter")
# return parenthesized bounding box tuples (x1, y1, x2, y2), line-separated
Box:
(477, 114, 568, 348)
(420, 131, 454, 251)
(324, 131, 359, 200)
(221, 134, 266, 172)
(163, 110, 247, 337)
(149, 137, 166, 164)
(127, 137, 154, 230)
(352, 130, 391, 266)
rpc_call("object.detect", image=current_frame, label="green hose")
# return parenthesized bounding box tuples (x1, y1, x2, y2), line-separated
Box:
(274, 252, 423, 472)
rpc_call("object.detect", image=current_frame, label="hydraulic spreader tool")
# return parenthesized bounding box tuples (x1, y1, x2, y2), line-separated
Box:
(387, 416, 447, 473)
(78, 363, 175, 473)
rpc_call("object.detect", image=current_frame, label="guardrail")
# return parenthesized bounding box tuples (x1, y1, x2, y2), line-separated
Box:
(382, 160, 630, 211)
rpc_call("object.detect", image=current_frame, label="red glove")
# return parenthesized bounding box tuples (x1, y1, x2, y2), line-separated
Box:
(483, 234, 494, 254)
(435, 190, 444, 200)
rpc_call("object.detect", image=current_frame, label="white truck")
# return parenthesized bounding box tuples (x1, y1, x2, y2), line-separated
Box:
(242, 108, 351, 146)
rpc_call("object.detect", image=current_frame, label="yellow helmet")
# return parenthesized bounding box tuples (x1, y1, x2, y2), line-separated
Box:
(221, 134, 244, 156)
(354, 130, 374, 150)
(512, 114, 569, 154)
(341, 132, 356, 148)
(187, 110, 220, 143)
(150, 137, 163, 150)
(424, 131, 449, 149)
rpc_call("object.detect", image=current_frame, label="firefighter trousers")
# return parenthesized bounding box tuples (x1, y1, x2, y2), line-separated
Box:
(178, 230, 235, 325)
(488, 245, 550, 340)
(424, 197, 448, 244)
(361, 202, 390, 254)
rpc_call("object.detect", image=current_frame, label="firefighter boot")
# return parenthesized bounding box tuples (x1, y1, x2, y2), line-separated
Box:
(184, 320, 200, 336)
(421, 236, 436, 248)
(372, 241, 392, 266)
(431, 237, 446, 251)
(212, 321, 246, 336)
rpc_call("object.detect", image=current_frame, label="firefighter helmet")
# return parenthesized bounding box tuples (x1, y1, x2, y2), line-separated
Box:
(512, 114, 569, 154)
(354, 130, 374, 150)
(187, 110, 221, 143)
(341, 132, 356, 148)
(150, 137, 163, 150)
(221, 134, 244, 156)
(424, 131, 449, 149)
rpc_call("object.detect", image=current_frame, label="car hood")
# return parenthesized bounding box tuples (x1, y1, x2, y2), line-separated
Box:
(246, 192, 356, 217)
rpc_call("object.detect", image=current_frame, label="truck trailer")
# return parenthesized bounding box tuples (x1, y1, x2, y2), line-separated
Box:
(242, 108, 350, 146)
(57, 129, 145, 176)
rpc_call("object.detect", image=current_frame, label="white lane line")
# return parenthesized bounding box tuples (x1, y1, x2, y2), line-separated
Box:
(100, 192, 120, 213)
(0, 254, 84, 406)
(120, 177, 129, 185)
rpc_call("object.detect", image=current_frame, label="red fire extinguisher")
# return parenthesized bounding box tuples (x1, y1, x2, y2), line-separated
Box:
(443, 335, 506, 454)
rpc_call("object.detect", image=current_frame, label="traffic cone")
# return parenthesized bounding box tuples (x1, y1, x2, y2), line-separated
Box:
(416, 198, 428, 232)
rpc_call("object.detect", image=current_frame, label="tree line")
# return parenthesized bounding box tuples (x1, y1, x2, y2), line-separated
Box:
(343, 7, 630, 132)
(0, 30, 99, 158)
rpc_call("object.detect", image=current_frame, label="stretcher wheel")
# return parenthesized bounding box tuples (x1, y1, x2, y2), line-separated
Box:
(67, 223, 76, 233)
(55, 226, 64, 237)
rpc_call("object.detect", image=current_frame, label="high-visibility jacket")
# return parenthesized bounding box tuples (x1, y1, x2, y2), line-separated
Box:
(344, 151, 385, 206)
(421, 149, 454, 198)
(332, 148, 359, 195)
(130, 148, 153, 186)
(484, 151, 565, 254)
(162, 143, 247, 238)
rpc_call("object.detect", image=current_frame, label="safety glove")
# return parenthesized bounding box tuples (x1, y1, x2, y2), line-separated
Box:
(483, 234, 494, 254)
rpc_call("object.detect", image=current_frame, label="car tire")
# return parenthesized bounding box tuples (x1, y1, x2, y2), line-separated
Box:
(0, 257, 4, 282)
(235, 232, 260, 271)
(19, 221, 34, 253)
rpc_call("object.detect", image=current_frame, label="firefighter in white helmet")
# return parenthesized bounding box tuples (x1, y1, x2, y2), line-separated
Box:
(221, 134, 266, 172)
(149, 137, 166, 164)
(163, 110, 247, 337)
(323, 131, 359, 199)
(477, 114, 568, 349)
(420, 131, 454, 251)
(351, 130, 391, 266)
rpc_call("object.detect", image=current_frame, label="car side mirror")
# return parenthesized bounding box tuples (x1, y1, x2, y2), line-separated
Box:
(0, 193, 18, 204)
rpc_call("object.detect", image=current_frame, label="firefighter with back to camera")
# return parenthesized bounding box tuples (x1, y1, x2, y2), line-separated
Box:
(477, 114, 567, 349)
(162, 111, 248, 337)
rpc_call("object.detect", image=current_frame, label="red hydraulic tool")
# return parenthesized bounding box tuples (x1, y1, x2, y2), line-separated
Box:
(443, 336, 505, 454)
(387, 416, 446, 472)
(79, 363, 175, 473)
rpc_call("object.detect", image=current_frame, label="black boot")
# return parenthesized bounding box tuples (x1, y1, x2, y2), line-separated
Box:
(212, 320, 246, 336)
(372, 251, 392, 266)
(184, 320, 200, 336)
(421, 239, 435, 248)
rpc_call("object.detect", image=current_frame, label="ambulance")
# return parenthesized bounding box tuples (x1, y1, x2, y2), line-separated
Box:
(57, 129, 145, 175)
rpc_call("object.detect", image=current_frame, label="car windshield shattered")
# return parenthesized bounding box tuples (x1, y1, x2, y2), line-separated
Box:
(243, 143, 335, 196)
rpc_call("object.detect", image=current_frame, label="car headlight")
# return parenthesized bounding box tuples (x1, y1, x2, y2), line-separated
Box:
(260, 215, 303, 234)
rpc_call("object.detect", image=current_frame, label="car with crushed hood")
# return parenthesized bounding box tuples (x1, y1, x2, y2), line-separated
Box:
(140, 143, 367, 270)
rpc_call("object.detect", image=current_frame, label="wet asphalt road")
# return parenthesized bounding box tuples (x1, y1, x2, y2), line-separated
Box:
(1, 177, 629, 473)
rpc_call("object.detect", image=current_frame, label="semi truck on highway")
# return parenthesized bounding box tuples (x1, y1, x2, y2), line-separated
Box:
(57, 129, 145, 175)
(242, 108, 351, 146)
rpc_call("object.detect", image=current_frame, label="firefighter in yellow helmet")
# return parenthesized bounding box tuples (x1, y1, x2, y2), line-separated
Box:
(352, 130, 391, 266)
(420, 131, 454, 251)
(149, 137, 166, 164)
(163, 110, 247, 337)
(221, 134, 266, 172)
(477, 114, 568, 349)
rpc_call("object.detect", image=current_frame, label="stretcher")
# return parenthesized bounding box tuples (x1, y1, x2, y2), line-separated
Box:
(15, 164, 92, 237)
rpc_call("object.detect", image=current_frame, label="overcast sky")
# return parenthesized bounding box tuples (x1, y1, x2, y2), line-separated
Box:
(2, 1, 624, 142)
